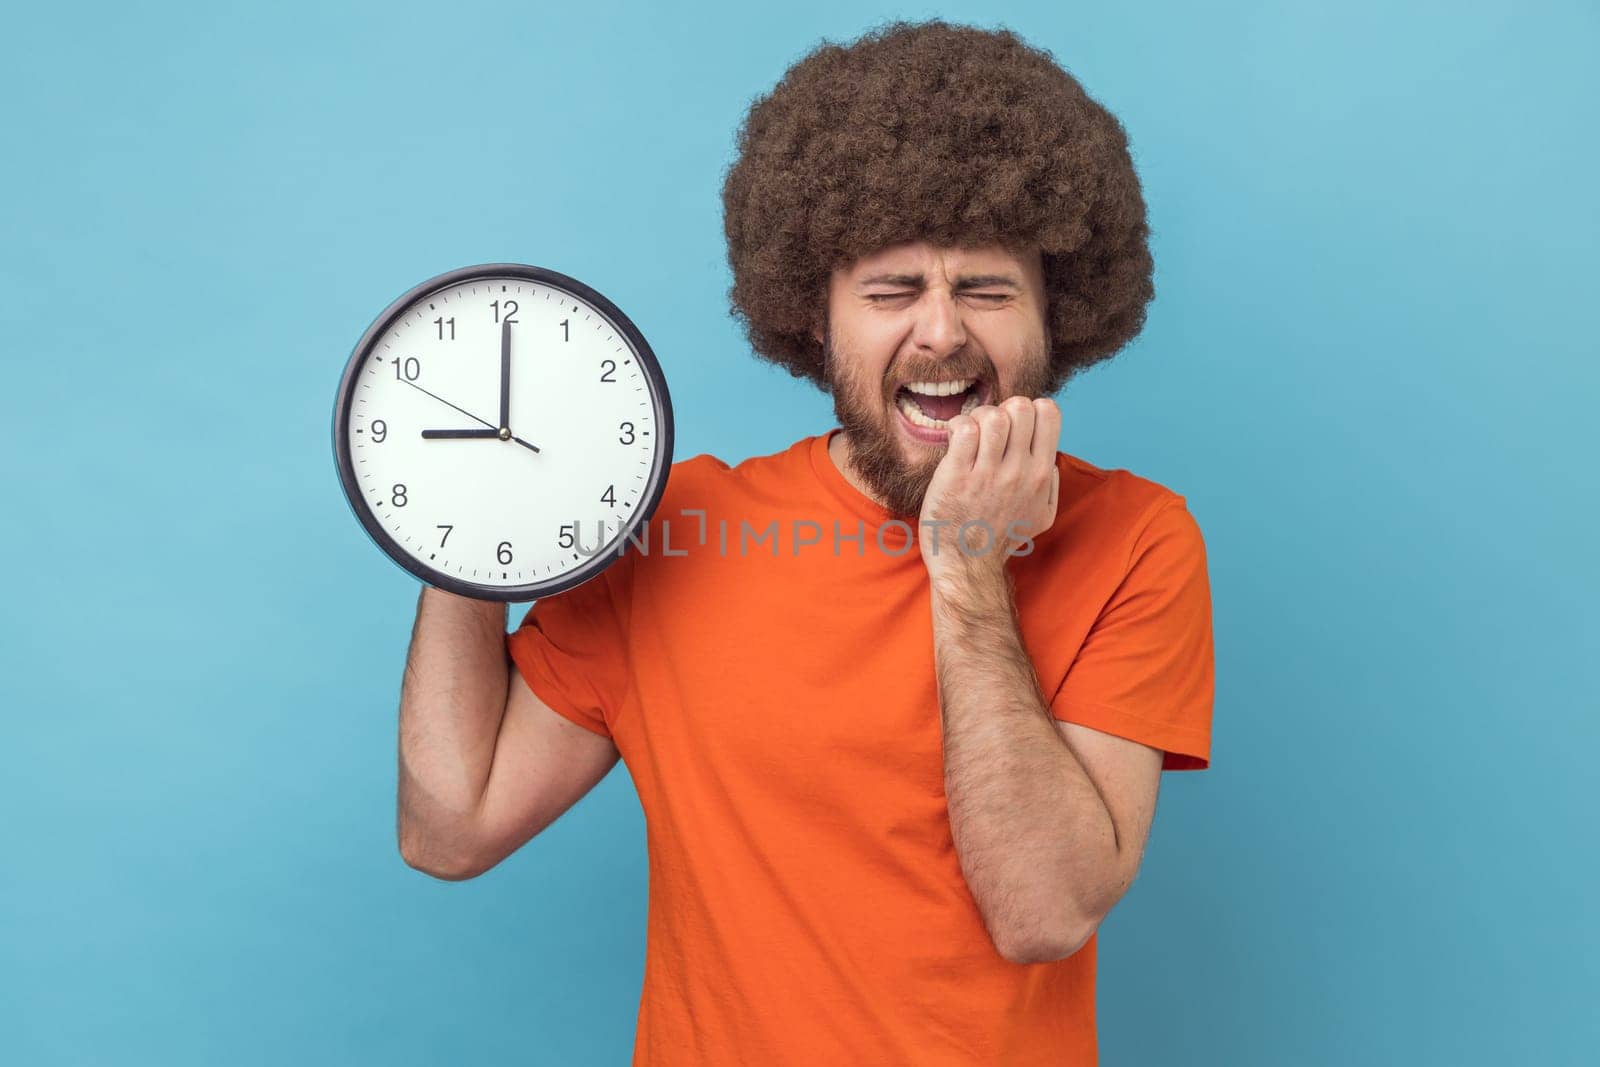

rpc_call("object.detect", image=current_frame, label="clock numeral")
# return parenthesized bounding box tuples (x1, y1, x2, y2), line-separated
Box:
(436, 524, 452, 547)
(394, 357, 421, 382)
(601, 485, 616, 506)
(497, 541, 514, 565)
(599, 359, 616, 382)
(433, 316, 455, 340)
(557, 524, 575, 549)
(559, 319, 569, 342)
(618, 421, 635, 445)
(490, 300, 519, 324)
(391, 483, 408, 508)
(371, 419, 388, 443)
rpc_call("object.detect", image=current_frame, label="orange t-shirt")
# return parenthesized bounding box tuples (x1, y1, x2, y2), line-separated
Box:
(507, 428, 1214, 1065)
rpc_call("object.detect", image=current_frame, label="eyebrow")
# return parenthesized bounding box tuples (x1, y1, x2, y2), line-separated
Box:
(856, 272, 1022, 290)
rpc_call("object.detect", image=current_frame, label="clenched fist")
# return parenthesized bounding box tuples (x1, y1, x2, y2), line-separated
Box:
(918, 395, 1061, 584)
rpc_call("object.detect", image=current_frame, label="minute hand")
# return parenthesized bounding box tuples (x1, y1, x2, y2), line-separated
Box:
(499, 316, 511, 431)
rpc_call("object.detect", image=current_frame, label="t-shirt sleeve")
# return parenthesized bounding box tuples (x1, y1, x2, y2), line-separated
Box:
(1049, 498, 1215, 770)
(505, 549, 637, 740)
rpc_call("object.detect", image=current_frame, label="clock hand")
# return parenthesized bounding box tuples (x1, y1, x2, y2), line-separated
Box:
(499, 316, 511, 431)
(397, 374, 494, 428)
(421, 427, 543, 454)
(422, 428, 501, 439)
(397, 374, 542, 453)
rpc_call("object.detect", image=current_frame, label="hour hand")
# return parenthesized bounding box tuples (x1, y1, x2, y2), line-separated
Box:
(422, 428, 501, 439)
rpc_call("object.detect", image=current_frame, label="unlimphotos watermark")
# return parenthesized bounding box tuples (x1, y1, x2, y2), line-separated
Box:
(560, 510, 1036, 560)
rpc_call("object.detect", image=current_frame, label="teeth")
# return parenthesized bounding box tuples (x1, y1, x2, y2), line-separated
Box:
(902, 377, 975, 397)
(897, 390, 983, 430)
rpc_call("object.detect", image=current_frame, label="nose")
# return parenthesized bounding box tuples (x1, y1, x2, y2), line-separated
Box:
(909, 288, 967, 359)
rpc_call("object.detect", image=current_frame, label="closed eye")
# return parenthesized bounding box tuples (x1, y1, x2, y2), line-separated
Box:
(865, 292, 1012, 303)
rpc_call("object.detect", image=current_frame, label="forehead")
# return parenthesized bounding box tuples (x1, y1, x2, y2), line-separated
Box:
(840, 240, 1035, 280)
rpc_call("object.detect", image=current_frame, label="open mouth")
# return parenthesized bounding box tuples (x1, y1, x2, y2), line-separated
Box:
(894, 377, 990, 432)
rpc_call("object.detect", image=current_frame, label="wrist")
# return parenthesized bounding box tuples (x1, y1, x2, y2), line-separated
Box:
(928, 553, 1013, 605)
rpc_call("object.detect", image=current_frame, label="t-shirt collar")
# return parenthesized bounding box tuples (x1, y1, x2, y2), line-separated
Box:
(807, 427, 904, 525)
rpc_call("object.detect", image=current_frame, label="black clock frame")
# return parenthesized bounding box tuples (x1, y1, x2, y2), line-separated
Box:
(331, 262, 675, 603)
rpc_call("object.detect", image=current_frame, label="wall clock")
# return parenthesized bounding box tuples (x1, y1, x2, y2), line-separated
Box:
(332, 263, 673, 601)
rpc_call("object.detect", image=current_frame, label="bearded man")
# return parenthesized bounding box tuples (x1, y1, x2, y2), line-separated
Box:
(398, 19, 1215, 1066)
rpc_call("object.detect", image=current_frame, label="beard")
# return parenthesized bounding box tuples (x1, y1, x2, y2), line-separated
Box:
(823, 328, 1053, 520)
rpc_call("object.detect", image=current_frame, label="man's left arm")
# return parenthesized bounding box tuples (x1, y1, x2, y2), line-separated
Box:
(931, 562, 1163, 966)
(922, 395, 1164, 966)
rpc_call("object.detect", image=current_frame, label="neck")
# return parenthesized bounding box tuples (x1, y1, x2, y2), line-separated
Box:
(827, 429, 888, 508)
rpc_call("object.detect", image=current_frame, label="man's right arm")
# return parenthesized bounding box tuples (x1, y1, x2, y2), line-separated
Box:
(396, 585, 621, 881)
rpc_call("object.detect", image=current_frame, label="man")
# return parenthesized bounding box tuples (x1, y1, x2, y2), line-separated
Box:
(397, 19, 1214, 1066)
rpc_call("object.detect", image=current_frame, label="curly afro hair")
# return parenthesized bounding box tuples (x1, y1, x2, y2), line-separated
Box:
(721, 19, 1155, 396)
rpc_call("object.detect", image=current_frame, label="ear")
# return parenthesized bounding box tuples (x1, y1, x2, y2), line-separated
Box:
(813, 269, 841, 348)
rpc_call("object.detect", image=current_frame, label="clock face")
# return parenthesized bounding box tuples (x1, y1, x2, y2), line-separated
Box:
(332, 264, 673, 602)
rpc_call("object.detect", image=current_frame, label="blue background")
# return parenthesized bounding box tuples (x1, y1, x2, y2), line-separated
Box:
(2, 1, 1595, 1063)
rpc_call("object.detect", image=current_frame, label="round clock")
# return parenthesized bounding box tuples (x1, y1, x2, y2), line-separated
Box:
(332, 263, 674, 602)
